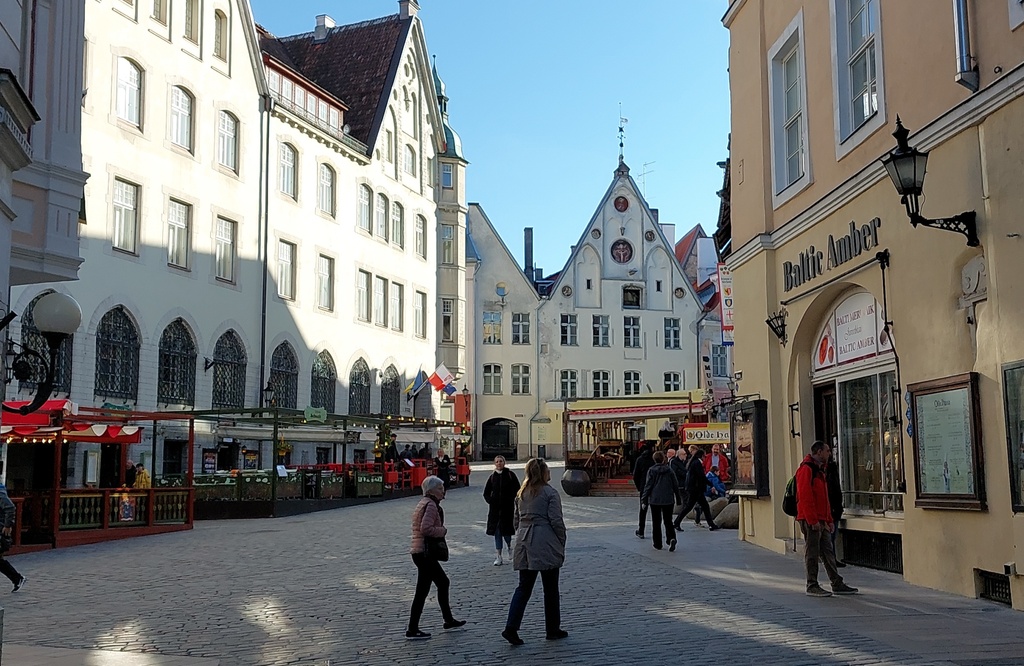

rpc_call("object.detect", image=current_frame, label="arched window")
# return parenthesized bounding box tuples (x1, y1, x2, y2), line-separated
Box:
(403, 145, 417, 176)
(217, 111, 238, 172)
(18, 291, 73, 394)
(358, 185, 372, 231)
(391, 201, 404, 248)
(95, 306, 140, 400)
(212, 330, 246, 409)
(158, 318, 197, 405)
(380, 365, 401, 416)
(270, 342, 298, 409)
(279, 143, 297, 198)
(375, 193, 388, 239)
(115, 58, 143, 127)
(170, 86, 194, 150)
(318, 164, 336, 216)
(310, 350, 336, 412)
(348, 359, 370, 415)
(213, 10, 228, 60)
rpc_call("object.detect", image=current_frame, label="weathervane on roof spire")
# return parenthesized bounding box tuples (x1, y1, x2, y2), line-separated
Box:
(618, 102, 628, 163)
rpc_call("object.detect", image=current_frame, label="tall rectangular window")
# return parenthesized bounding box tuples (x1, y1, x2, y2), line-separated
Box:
(170, 87, 193, 151)
(403, 145, 417, 175)
(217, 111, 239, 172)
(593, 370, 610, 398)
(483, 311, 502, 344)
(116, 58, 142, 127)
(624, 316, 641, 348)
(359, 186, 371, 231)
(167, 199, 191, 268)
(442, 163, 453, 188)
(441, 299, 454, 342)
(441, 224, 454, 264)
(511, 364, 530, 395)
(391, 202, 404, 248)
(373, 276, 387, 325)
(151, 0, 167, 23)
(415, 216, 427, 258)
(375, 194, 388, 239)
(561, 314, 578, 346)
(711, 345, 729, 377)
(782, 48, 803, 186)
(838, 371, 901, 512)
(318, 165, 335, 216)
(593, 315, 610, 347)
(317, 254, 334, 311)
(356, 270, 371, 321)
(213, 10, 228, 60)
(277, 240, 296, 299)
(847, 0, 877, 129)
(279, 144, 297, 198)
(664, 372, 681, 392)
(414, 291, 427, 337)
(512, 313, 530, 344)
(112, 178, 139, 253)
(215, 217, 236, 282)
(624, 371, 641, 396)
(831, 0, 884, 152)
(768, 13, 809, 202)
(390, 282, 403, 330)
(560, 370, 578, 399)
(664, 318, 680, 349)
(184, 0, 199, 42)
(483, 364, 502, 395)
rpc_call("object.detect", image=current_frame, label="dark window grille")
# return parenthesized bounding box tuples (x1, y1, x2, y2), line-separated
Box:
(18, 291, 73, 394)
(157, 319, 196, 405)
(978, 570, 1013, 606)
(270, 343, 298, 409)
(212, 330, 246, 409)
(381, 365, 400, 416)
(349, 359, 371, 415)
(840, 530, 903, 574)
(310, 350, 336, 412)
(94, 306, 140, 400)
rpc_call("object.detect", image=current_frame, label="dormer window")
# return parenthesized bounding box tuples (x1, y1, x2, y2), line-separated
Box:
(623, 286, 642, 309)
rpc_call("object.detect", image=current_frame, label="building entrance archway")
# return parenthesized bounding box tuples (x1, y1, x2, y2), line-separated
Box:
(482, 418, 518, 461)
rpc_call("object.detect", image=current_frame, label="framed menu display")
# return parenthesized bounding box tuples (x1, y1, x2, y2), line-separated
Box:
(909, 372, 985, 510)
(728, 399, 769, 497)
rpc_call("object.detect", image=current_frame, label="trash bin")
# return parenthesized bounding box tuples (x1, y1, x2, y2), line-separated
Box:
(537, 445, 547, 460)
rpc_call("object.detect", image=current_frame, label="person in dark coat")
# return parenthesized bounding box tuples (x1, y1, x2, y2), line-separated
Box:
(434, 450, 453, 489)
(672, 448, 721, 531)
(124, 459, 137, 488)
(0, 484, 25, 592)
(668, 449, 689, 501)
(632, 443, 655, 539)
(641, 451, 683, 551)
(825, 454, 845, 567)
(484, 456, 520, 566)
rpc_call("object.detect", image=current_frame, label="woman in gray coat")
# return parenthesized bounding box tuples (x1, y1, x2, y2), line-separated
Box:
(501, 458, 568, 646)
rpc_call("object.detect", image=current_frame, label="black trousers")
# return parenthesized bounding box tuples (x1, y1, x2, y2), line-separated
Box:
(650, 504, 676, 549)
(505, 568, 561, 633)
(674, 493, 718, 529)
(0, 557, 21, 584)
(408, 553, 454, 631)
(637, 497, 649, 534)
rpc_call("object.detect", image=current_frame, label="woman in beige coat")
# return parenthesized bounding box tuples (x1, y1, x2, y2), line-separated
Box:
(501, 458, 568, 646)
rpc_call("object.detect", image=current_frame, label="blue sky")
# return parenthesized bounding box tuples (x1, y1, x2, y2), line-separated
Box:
(250, 0, 731, 275)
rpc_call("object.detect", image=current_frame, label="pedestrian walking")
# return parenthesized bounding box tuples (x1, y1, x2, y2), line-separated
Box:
(502, 458, 568, 646)
(406, 475, 466, 639)
(672, 447, 721, 532)
(797, 441, 858, 597)
(0, 483, 26, 592)
(641, 451, 682, 552)
(484, 455, 519, 566)
(632, 442, 655, 539)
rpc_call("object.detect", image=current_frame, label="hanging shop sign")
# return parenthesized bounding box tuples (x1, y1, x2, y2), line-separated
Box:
(682, 423, 731, 446)
(718, 263, 734, 345)
(783, 218, 882, 293)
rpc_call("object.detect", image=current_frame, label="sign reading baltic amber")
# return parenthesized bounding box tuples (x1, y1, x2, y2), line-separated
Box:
(783, 217, 882, 292)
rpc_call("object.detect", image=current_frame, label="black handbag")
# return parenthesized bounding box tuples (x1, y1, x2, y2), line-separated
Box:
(424, 536, 449, 562)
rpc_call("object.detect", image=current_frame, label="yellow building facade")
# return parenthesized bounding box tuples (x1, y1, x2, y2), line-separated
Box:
(723, 0, 1024, 607)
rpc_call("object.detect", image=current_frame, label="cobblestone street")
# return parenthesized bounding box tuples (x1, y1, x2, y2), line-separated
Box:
(2, 463, 1023, 665)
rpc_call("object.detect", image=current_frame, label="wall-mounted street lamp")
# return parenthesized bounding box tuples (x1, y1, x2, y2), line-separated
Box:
(880, 116, 979, 247)
(2, 292, 82, 416)
(766, 308, 788, 346)
(261, 381, 276, 408)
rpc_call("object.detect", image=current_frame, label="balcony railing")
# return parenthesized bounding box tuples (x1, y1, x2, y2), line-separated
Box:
(270, 92, 368, 154)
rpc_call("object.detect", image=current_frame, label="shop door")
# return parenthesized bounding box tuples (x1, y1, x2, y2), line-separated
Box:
(814, 384, 838, 451)
(217, 443, 238, 471)
(481, 418, 518, 461)
(99, 443, 120, 488)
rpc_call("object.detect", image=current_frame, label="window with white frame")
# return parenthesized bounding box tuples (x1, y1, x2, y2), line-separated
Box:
(184, 0, 199, 42)
(483, 311, 501, 344)
(213, 10, 228, 60)
(593, 370, 610, 398)
(441, 298, 454, 342)
(415, 216, 427, 258)
(561, 314, 578, 346)
(403, 145, 417, 176)
(624, 316, 641, 348)
(512, 313, 530, 344)
(664, 372, 681, 392)
(356, 270, 371, 321)
(560, 370, 578, 399)
(769, 13, 810, 200)
(511, 364, 530, 395)
(151, 0, 167, 23)
(170, 86, 193, 151)
(441, 163, 453, 188)
(113, 178, 139, 253)
(215, 217, 235, 282)
(593, 315, 610, 347)
(390, 282, 403, 330)
(318, 164, 335, 216)
(441, 224, 454, 264)
(373, 276, 387, 325)
(414, 291, 427, 337)
(391, 202, 404, 248)
(316, 254, 334, 311)
(375, 193, 388, 239)
(167, 199, 191, 268)
(483, 364, 502, 395)
(116, 58, 142, 127)
(279, 143, 297, 198)
(624, 371, 641, 396)
(217, 111, 238, 172)
(277, 240, 296, 299)
(664, 318, 680, 349)
(358, 185, 371, 231)
(831, 0, 883, 148)
(711, 344, 729, 377)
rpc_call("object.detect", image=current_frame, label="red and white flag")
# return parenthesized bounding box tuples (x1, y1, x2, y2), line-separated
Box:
(428, 364, 453, 391)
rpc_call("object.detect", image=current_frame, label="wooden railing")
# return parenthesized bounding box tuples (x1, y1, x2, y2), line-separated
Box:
(58, 488, 192, 530)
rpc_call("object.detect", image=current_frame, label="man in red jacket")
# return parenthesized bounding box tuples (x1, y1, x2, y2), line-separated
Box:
(796, 441, 858, 597)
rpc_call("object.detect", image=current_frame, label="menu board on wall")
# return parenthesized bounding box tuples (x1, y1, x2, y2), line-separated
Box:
(732, 421, 754, 488)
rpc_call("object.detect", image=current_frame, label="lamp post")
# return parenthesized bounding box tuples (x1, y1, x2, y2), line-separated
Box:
(2, 292, 82, 416)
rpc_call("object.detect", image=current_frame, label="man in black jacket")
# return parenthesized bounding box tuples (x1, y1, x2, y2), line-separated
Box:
(0, 484, 25, 592)
(632, 442, 655, 538)
(672, 448, 721, 531)
(825, 456, 845, 566)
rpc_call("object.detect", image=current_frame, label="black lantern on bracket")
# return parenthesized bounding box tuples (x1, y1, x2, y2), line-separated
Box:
(765, 308, 788, 346)
(880, 116, 979, 247)
(262, 381, 276, 408)
(2, 292, 82, 416)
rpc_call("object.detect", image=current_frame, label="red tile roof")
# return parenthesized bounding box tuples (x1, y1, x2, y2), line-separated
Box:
(674, 224, 704, 264)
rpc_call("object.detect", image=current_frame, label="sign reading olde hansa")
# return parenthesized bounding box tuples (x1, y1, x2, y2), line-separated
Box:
(783, 218, 882, 292)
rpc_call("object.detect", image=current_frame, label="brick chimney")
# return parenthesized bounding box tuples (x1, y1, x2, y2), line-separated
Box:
(399, 0, 420, 19)
(314, 14, 335, 42)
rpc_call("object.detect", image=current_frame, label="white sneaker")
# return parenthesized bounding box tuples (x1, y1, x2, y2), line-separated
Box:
(493, 556, 503, 566)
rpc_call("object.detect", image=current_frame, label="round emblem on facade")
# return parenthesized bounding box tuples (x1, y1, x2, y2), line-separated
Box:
(610, 239, 633, 264)
(561, 285, 573, 297)
(674, 287, 685, 298)
(613, 196, 629, 212)
(644, 230, 656, 242)
(591, 229, 601, 239)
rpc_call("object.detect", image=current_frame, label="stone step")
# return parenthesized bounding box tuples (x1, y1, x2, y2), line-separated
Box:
(589, 484, 639, 497)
